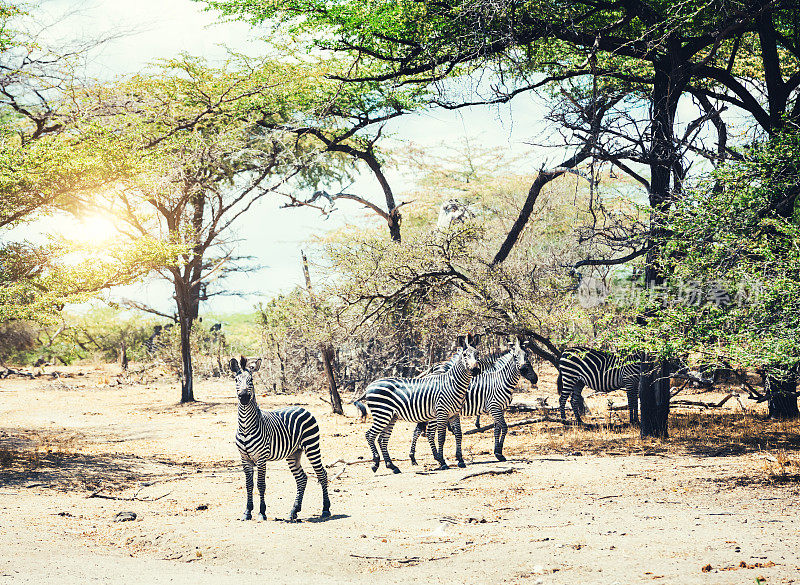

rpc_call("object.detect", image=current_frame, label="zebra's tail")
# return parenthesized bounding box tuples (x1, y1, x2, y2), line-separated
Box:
(575, 395, 588, 415)
(353, 400, 368, 422)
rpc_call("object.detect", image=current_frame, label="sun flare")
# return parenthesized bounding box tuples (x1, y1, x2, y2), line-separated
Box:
(60, 214, 121, 244)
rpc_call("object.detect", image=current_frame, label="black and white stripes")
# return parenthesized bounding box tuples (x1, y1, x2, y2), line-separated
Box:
(557, 347, 640, 425)
(354, 335, 480, 473)
(230, 356, 330, 521)
(410, 338, 538, 463)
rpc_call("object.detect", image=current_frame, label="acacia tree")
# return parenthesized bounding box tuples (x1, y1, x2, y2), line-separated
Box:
(0, 4, 166, 323)
(617, 133, 800, 419)
(80, 57, 349, 402)
(204, 0, 800, 435)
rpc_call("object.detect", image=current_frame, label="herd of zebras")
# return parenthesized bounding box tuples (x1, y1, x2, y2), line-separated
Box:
(229, 337, 642, 521)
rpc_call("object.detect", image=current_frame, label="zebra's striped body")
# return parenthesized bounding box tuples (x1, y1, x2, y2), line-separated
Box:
(355, 335, 480, 473)
(410, 339, 538, 463)
(231, 357, 330, 521)
(558, 347, 640, 425)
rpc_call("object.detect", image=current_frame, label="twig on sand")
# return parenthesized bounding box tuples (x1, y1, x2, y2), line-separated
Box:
(52, 372, 74, 391)
(87, 488, 172, 502)
(463, 416, 548, 435)
(325, 457, 411, 468)
(350, 553, 421, 564)
(331, 464, 348, 482)
(86, 476, 188, 501)
(457, 468, 518, 482)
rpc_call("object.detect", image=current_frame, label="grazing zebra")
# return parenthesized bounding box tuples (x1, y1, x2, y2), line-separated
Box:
(230, 356, 330, 522)
(557, 347, 640, 425)
(410, 338, 539, 464)
(355, 334, 480, 473)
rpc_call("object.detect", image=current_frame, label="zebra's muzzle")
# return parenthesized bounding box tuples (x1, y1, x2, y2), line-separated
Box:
(520, 365, 538, 384)
(470, 366, 480, 376)
(238, 393, 252, 405)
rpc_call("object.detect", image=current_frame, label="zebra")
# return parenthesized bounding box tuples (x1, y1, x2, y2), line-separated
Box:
(557, 347, 640, 425)
(354, 334, 480, 473)
(230, 356, 331, 522)
(409, 338, 539, 464)
(352, 351, 497, 422)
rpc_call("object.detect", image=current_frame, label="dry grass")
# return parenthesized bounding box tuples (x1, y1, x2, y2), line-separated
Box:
(760, 449, 800, 484)
(494, 406, 800, 462)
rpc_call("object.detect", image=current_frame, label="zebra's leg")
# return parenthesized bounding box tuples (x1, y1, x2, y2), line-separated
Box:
(410, 422, 426, 465)
(256, 460, 267, 521)
(240, 459, 254, 521)
(475, 414, 481, 429)
(425, 420, 441, 464)
(286, 450, 308, 522)
(365, 418, 387, 472)
(378, 416, 400, 474)
(489, 406, 508, 462)
(301, 425, 331, 518)
(449, 416, 466, 468)
(433, 412, 450, 470)
(558, 373, 570, 425)
(303, 443, 331, 519)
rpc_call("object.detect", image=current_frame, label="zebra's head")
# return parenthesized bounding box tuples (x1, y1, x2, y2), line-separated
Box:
(511, 337, 538, 385)
(458, 334, 480, 376)
(229, 356, 262, 406)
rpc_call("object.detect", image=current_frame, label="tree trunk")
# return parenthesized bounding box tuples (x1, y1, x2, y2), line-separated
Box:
(179, 311, 194, 403)
(638, 358, 672, 439)
(638, 53, 685, 438)
(321, 345, 344, 414)
(118, 340, 128, 372)
(174, 276, 197, 403)
(766, 370, 799, 420)
(301, 250, 344, 413)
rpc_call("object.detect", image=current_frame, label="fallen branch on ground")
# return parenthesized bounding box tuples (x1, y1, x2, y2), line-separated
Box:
(672, 394, 735, 409)
(325, 456, 412, 468)
(331, 464, 348, 482)
(457, 468, 518, 482)
(87, 487, 172, 502)
(463, 416, 549, 435)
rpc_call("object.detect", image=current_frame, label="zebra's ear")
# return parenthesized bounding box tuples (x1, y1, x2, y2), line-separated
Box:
(456, 335, 465, 348)
(229, 358, 241, 374)
(471, 334, 481, 347)
(239, 355, 247, 371)
(249, 358, 262, 373)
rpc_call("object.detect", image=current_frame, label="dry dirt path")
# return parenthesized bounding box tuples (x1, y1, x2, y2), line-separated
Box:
(1, 369, 798, 584)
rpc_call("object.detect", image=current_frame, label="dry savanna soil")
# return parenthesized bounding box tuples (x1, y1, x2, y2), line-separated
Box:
(1, 362, 799, 584)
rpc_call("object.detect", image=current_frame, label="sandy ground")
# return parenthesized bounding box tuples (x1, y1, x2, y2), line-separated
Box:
(1, 363, 799, 584)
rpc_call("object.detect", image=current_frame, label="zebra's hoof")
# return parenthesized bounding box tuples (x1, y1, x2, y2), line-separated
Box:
(388, 465, 401, 474)
(409, 456, 417, 465)
(457, 460, 466, 468)
(371, 463, 379, 473)
(436, 464, 449, 471)
(257, 513, 267, 521)
(494, 453, 506, 462)
(289, 509, 300, 522)
(239, 512, 252, 521)
(320, 509, 331, 519)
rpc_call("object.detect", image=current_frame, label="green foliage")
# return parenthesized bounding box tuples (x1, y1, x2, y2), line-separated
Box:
(615, 132, 800, 373)
(310, 146, 645, 363)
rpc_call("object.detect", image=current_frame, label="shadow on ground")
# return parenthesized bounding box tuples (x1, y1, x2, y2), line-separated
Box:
(0, 427, 189, 492)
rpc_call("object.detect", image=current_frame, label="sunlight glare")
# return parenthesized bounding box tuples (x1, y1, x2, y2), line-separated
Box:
(62, 214, 121, 244)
